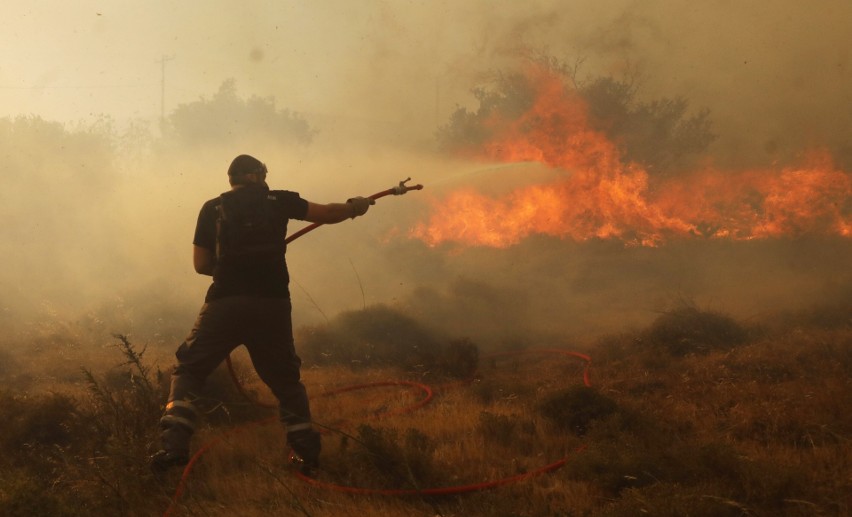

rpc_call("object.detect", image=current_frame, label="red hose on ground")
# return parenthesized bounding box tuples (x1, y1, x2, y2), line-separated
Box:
(163, 381, 432, 517)
(166, 349, 592, 515)
(283, 349, 592, 498)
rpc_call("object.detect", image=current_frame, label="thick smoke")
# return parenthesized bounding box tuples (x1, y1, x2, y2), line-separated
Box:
(1, 1, 850, 355)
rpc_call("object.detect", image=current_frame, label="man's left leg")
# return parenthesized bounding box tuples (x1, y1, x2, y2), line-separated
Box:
(244, 297, 320, 474)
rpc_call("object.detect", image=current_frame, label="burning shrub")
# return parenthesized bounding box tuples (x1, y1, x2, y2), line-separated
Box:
(538, 385, 619, 436)
(436, 59, 715, 177)
(641, 306, 749, 356)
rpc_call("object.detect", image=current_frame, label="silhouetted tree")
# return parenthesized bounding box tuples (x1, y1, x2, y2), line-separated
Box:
(1, 115, 115, 188)
(166, 79, 315, 147)
(436, 71, 536, 156)
(437, 59, 715, 176)
(582, 76, 715, 176)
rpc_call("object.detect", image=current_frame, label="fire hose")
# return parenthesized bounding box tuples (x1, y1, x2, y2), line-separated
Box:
(163, 179, 594, 515)
(285, 177, 424, 243)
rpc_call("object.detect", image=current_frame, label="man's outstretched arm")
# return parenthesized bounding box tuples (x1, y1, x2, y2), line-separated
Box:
(303, 197, 374, 224)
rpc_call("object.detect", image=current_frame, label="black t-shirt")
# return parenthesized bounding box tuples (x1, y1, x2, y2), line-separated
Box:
(193, 185, 309, 301)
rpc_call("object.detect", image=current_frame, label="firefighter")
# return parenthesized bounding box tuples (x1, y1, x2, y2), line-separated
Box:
(151, 154, 374, 475)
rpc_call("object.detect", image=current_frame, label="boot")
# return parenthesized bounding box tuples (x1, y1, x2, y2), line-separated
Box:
(287, 429, 321, 476)
(150, 449, 189, 473)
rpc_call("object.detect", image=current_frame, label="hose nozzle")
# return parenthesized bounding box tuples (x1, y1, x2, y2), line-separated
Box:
(392, 177, 424, 195)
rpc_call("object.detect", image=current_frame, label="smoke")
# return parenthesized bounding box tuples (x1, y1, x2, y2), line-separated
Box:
(1, 1, 850, 354)
(568, 1, 852, 168)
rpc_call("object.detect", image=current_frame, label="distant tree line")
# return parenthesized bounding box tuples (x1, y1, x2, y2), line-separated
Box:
(163, 79, 316, 147)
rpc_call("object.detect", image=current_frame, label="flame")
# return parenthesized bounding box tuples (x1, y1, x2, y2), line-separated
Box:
(412, 66, 852, 247)
(655, 153, 852, 240)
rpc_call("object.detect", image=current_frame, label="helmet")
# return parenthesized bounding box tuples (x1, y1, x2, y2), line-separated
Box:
(228, 154, 267, 177)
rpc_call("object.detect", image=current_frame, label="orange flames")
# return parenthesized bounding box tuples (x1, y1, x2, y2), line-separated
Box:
(412, 67, 852, 247)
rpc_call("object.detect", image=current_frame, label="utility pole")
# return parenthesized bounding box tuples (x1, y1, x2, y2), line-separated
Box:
(157, 55, 175, 128)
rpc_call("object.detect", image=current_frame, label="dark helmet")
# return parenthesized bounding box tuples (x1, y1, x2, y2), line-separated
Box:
(228, 154, 267, 177)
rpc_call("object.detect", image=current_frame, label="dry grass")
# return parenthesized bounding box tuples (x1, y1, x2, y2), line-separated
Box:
(1, 305, 850, 516)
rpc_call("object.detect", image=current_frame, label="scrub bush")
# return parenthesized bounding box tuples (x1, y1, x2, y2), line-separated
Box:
(538, 385, 619, 436)
(299, 304, 479, 379)
(0, 476, 82, 517)
(641, 305, 749, 356)
(342, 424, 439, 489)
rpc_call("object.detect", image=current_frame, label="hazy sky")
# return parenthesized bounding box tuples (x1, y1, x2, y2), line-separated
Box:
(3, 0, 851, 153)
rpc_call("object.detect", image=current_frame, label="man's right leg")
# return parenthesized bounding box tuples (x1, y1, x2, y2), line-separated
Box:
(153, 300, 240, 471)
(153, 371, 203, 470)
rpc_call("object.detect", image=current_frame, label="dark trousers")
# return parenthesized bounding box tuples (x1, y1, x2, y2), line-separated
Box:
(159, 295, 311, 454)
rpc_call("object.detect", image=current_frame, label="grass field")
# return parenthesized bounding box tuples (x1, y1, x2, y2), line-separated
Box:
(0, 302, 849, 516)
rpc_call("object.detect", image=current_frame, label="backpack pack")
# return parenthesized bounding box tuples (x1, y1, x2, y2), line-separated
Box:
(215, 189, 283, 262)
